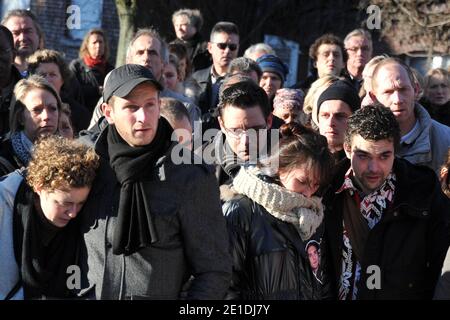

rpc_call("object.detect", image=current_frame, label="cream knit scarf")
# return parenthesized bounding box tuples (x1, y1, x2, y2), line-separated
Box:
(232, 166, 324, 241)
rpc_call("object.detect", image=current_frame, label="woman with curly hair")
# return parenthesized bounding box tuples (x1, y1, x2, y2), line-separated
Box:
(0, 136, 99, 300)
(222, 122, 334, 300)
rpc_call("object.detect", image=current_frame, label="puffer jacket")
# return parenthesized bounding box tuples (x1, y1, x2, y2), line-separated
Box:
(222, 172, 332, 300)
(323, 158, 450, 300)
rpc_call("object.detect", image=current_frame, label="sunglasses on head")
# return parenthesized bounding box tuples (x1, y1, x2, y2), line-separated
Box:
(214, 43, 238, 51)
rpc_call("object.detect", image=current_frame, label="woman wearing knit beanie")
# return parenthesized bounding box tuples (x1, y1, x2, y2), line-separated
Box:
(223, 122, 334, 300)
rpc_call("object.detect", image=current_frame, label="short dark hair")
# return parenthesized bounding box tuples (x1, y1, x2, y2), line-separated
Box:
(210, 21, 239, 41)
(345, 103, 400, 152)
(309, 33, 347, 63)
(218, 80, 270, 118)
(228, 57, 262, 81)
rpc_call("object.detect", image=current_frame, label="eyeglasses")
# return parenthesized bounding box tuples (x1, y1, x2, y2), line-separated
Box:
(214, 43, 238, 51)
(223, 125, 267, 139)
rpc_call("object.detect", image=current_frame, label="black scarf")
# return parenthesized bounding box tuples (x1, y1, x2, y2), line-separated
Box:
(107, 117, 173, 255)
(13, 180, 80, 299)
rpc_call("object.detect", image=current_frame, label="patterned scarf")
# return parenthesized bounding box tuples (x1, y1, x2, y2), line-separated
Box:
(336, 169, 396, 300)
(11, 131, 33, 166)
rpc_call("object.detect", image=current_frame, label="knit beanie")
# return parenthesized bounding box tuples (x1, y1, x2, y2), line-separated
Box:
(313, 79, 360, 125)
(256, 54, 289, 83)
(273, 88, 305, 110)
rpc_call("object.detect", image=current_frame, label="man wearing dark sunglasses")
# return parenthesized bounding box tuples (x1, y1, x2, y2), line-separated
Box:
(192, 21, 239, 119)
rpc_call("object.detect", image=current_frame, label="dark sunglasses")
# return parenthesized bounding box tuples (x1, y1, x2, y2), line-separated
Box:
(214, 43, 238, 51)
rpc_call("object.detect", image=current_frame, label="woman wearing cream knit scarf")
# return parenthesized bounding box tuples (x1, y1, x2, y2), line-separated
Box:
(223, 122, 333, 300)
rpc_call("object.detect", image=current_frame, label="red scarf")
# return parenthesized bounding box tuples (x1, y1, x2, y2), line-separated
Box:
(83, 55, 107, 75)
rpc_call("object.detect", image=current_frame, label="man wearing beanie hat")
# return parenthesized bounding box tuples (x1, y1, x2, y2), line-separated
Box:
(313, 79, 360, 160)
(257, 54, 289, 101)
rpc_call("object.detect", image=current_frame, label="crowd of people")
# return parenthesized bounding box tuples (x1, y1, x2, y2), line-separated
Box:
(0, 7, 450, 301)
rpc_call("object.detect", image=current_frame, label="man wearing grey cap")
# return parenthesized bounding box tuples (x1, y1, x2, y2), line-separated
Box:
(78, 64, 231, 300)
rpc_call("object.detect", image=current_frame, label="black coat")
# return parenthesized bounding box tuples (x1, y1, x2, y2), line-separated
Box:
(69, 58, 114, 112)
(0, 66, 22, 138)
(323, 158, 450, 300)
(223, 190, 332, 300)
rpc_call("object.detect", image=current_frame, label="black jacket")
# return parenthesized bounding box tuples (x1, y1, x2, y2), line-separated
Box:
(173, 33, 211, 72)
(0, 66, 22, 138)
(223, 191, 332, 300)
(69, 58, 114, 112)
(323, 158, 450, 300)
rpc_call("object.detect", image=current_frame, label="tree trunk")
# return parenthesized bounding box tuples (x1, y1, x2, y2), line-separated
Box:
(115, 0, 138, 67)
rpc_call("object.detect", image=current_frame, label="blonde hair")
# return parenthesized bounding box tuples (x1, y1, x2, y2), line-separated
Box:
(303, 75, 340, 126)
(27, 136, 99, 192)
(10, 75, 62, 134)
(424, 68, 449, 91)
(79, 28, 110, 61)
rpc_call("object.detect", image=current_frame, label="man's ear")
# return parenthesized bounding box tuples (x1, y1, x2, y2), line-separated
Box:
(218, 116, 226, 134)
(344, 142, 352, 160)
(207, 42, 213, 54)
(102, 102, 114, 124)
